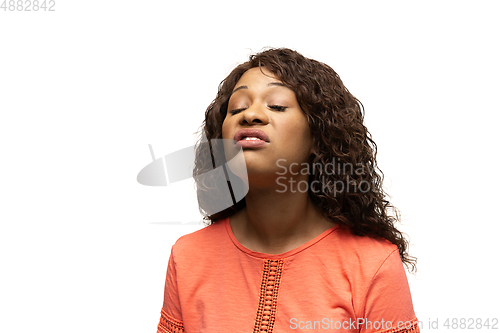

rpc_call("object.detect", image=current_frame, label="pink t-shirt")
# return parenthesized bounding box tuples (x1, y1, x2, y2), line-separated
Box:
(157, 217, 419, 333)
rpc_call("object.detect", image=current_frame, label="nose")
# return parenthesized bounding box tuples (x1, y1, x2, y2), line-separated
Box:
(238, 103, 270, 125)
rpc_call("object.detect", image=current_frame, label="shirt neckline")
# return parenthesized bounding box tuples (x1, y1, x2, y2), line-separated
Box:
(224, 216, 340, 259)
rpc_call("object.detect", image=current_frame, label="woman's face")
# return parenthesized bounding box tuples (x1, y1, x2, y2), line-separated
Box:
(222, 67, 313, 182)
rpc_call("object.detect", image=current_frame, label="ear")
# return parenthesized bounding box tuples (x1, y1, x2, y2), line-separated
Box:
(309, 142, 317, 157)
(309, 145, 318, 162)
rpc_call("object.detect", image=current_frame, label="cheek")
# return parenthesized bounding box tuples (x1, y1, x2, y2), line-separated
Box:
(291, 116, 313, 152)
(277, 121, 311, 155)
(286, 115, 311, 140)
(222, 117, 236, 140)
(221, 118, 229, 139)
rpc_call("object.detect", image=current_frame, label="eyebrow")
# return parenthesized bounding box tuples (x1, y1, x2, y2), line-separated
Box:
(231, 82, 290, 94)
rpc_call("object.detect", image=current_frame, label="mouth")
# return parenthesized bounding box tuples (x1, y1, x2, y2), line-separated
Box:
(234, 129, 270, 143)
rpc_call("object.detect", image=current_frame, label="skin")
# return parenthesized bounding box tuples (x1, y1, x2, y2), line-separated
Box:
(221, 67, 335, 254)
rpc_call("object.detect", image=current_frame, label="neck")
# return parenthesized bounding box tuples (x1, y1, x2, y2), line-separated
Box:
(230, 173, 335, 254)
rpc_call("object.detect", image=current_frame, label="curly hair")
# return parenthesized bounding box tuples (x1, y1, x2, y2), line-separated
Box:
(193, 47, 416, 272)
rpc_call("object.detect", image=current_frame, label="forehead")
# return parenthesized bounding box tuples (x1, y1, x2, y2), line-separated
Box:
(235, 67, 280, 86)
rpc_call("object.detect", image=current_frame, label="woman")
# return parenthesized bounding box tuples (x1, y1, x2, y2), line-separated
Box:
(156, 48, 419, 333)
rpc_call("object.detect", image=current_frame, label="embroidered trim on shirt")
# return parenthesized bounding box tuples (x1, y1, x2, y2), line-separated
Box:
(253, 259, 284, 333)
(374, 317, 421, 333)
(157, 308, 185, 333)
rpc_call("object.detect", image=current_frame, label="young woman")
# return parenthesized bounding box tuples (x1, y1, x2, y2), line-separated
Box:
(156, 48, 419, 333)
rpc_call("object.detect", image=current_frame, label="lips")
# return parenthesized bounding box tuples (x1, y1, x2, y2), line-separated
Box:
(234, 129, 270, 143)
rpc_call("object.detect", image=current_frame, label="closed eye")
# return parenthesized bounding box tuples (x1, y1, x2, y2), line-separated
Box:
(229, 105, 287, 115)
(269, 105, 287, 111)
(229, 108, 246, 115)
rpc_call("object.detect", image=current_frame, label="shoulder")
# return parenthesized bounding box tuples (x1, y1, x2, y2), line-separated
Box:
(317, 225, 402, 285)
(332, 225, 399, 265)
(171, 218, 228, 260)
(326, 226, 416, 322)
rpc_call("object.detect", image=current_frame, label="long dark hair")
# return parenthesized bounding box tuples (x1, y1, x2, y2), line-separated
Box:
(193, 48, 416, 272)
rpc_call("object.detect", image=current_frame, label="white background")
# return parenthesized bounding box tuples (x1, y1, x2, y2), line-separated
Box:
(1, 1, 499, 332)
